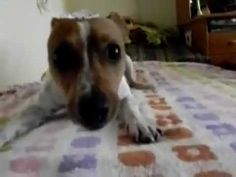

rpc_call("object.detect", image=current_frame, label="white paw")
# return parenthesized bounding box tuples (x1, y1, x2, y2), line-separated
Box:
(125, 117, 163, 144)
(120, 96, 163, 144)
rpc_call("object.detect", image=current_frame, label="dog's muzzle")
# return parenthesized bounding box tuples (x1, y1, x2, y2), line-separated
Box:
(78, 87, 109, 130)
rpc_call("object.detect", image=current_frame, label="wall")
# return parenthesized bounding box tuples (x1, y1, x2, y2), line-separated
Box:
(0, 0, 65, 87)
(64, 0, 177, 27)
(63, 0, 139, 20)
(138, 0, 177, 27)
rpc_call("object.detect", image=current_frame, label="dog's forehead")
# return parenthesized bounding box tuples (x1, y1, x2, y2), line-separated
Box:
(88, 18, 123, 41)
(78, 18, 123, 46)
(49, 18, 123, 48)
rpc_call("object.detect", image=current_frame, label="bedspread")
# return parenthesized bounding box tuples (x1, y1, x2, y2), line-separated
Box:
(0, 61, 236, 177)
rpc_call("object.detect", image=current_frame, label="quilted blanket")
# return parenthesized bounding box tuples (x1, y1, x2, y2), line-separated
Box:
(0, 61, 236, 177)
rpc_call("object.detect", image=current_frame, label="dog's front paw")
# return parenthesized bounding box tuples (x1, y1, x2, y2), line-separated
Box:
(130, 82, 155, 90)
(126, 119, 163, 144)
(137, 124, 163, 144)
(120, 97, 162, 144)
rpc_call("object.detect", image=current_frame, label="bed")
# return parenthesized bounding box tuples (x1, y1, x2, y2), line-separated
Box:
(0, 61, 236, 177)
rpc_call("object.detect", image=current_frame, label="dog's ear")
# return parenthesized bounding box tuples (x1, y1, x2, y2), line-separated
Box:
(107, 12, 131, 44)
(51, 18, 60, 29)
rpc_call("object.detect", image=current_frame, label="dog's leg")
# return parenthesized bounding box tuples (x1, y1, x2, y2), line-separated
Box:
(118, 77, 162, 143)
(125, 55, 154, 90)
(119, 96, 162, 143)
(0, 79, 65, 147)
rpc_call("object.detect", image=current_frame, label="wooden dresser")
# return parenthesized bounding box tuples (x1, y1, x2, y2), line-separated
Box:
(176, 0, 236, 69)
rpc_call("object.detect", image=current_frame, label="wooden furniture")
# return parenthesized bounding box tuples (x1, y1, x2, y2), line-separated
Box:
(176, 0, 236, 69)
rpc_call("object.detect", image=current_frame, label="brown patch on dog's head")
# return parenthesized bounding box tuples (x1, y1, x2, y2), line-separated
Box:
(47, 17, 126, 129)
(48, 18, 82, 97)
(107, 12, 131, 44)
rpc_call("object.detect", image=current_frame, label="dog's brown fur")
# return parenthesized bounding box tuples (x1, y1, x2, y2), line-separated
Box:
(107, 12, 131, 44)
(48, 18, 82, 96)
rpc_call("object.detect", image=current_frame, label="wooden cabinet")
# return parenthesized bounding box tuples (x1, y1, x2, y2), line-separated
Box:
(182, 18, 208, 55)
(176, 0, 236, 69)
(208, 32, 236, 55)
(210, 54, 236, 69)
(176, 0, 191, 25)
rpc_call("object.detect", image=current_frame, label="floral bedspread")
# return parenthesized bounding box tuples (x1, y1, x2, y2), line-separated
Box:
(0, 61, 236, 177)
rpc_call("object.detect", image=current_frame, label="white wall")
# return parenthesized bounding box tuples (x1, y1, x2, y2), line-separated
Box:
(63, 0, 139, 20)
(0, 0, 65, 87)
(138, 0, 176, 27)
(63, 0, 177, 27)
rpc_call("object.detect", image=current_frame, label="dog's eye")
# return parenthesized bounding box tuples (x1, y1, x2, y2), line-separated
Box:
(53, 42, 79, 72)
(106, 43, 121, 62)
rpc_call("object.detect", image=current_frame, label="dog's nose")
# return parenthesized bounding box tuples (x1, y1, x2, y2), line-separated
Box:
(78, 88, 109, 130)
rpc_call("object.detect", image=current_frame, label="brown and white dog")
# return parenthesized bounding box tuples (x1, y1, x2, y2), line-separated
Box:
(2, 16, 162, 146)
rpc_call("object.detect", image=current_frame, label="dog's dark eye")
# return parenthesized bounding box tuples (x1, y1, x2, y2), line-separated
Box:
(53, 41, 79, 72)
(106, 43, 121, 62)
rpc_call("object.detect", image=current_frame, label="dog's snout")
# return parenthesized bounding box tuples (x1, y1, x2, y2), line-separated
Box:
(78, 88, 109, 130)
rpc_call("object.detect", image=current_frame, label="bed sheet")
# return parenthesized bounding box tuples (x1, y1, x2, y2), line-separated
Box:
(0, 61, 236, 177)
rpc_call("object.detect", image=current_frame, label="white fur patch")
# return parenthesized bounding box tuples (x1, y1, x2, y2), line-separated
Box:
(77, 21, 91, 93)
(118, 76, 133, 100)
(77, 21, 90, 47)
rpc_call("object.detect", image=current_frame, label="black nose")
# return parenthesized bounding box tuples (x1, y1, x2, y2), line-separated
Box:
(78, 88, 109, 130)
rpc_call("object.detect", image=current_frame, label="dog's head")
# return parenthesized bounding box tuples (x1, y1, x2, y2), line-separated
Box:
(107, 12, 131, 44)
(47, 17, 127, 130)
